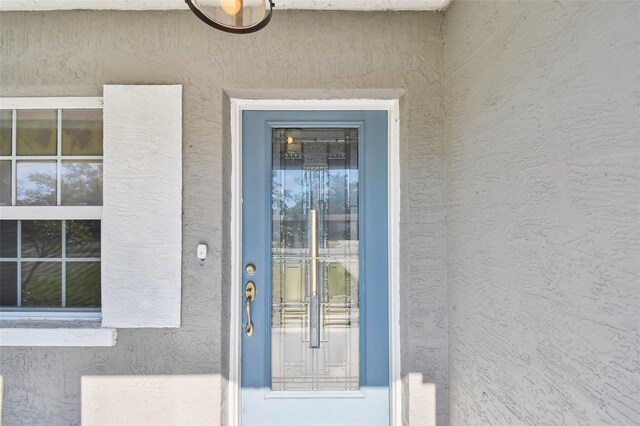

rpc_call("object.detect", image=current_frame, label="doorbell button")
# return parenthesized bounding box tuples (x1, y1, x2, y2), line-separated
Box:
(197, 244, 207, 261)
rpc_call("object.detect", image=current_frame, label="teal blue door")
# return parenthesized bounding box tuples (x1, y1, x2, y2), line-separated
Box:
(241, 110, 389, 425)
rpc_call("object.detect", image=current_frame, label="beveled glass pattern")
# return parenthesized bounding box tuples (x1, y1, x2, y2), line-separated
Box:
(271, 128, 360, 391)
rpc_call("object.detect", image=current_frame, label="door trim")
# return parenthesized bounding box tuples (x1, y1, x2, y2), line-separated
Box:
(229, 98, 401, 425)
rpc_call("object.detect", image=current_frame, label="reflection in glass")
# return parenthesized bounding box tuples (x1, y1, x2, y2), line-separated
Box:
(271, 128, 360, 391)
(66, 220, 101, 258)
(21, 220, 62, 258)
(0, 221, 102, 309)
(0, 160, 11, 206)
(66, 262, 101, 307)
(0, 262, 18, 306)
(16, 161, 56, 205)
(0, 220, 18, 257)
(61, 161, 103, 206)
(21, 261, 62, 307)
(62, 109, 103, 155)
(16, 110, 57, 156)
(0, 110, 11, 156)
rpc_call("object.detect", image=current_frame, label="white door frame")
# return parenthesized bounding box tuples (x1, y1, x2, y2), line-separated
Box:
(229, 98, 401, 425)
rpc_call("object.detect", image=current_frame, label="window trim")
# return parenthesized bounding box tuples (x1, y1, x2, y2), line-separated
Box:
(1, 96, 104, 322)
(0, 206, 102, 220)
(0, 309, 101, 321)
(0, 97, 103, 110)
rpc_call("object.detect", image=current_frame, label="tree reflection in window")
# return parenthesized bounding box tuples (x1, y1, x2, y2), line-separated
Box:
(62, 161, 103, 206)
(0, 220, 100, 308)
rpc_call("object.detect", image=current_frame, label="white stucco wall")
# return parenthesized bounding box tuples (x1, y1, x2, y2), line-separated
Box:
(444, 1, 640, 424)
(102, 85, 183, 328)
(0, 9, 447, 425)
(81, 374, 222, 425)
(0, 3, 637, 424)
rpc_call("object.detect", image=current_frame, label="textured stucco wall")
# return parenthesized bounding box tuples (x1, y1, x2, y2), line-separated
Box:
(0, 10, 448, 425)
(444, 2, 640, 425)
(102, 84, 183, 329)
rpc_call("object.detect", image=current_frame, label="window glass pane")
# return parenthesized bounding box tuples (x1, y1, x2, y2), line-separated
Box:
(22, 220, 62, 258)
(0, 262, 18, 306)
(0, 160, 11, 206)
(66, 262, 101, 307)
(0, 220, 18, 257)
(16, 110, 57, 156)
(0, 110, 11, 156)
(62, 109, 102, 155)
(21, 261, 62, 307)
(61, 161, 102, 206)
(67, 220, 101, 258)
(16, 161, 57, 205)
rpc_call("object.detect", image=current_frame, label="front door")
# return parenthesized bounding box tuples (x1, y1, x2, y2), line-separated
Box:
(241, 110, 389, 425)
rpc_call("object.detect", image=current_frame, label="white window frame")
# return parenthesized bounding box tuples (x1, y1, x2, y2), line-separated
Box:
(0, 96, 104, 322)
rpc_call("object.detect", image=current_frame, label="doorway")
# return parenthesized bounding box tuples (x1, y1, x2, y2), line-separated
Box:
(229, 99, 401, 425)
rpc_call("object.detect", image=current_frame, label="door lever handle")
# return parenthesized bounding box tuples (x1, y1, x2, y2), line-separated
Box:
(245, 281, 256, 336)
(309, 209, 320, 348)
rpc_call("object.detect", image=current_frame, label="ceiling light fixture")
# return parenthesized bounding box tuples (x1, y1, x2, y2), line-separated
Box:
(185, 0, 275, 34)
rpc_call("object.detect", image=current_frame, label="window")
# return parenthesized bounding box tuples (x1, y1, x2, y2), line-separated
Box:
(0, 87, 182, 335)
(0, 98, 103, 320)
(0, 87, 180, 344)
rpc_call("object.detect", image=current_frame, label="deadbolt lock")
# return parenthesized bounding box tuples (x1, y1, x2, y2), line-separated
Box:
(245, 263, 256, 275)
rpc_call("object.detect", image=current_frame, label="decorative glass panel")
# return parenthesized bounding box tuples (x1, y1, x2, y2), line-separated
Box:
(66, 262, 101, 307)
(16, 161, 57, 205)
(0, 160, 11, 206)
(0, 110, 11, 156)
(61, 161, 103, 206)
(66, 220, 101, 258)
(16, 110, 57, 156)
(271, 127, 360, 391)
(22, 220, 62, 258)
(21, 261, 62, 307)
(62, 109, 103, 155)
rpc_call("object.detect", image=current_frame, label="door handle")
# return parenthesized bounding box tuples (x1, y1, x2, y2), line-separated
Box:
(245, 281, 256, 336)
(309, 209, 320, 348)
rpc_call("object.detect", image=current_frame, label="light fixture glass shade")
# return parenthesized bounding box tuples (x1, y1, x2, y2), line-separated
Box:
(186, 0, 274, 34)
